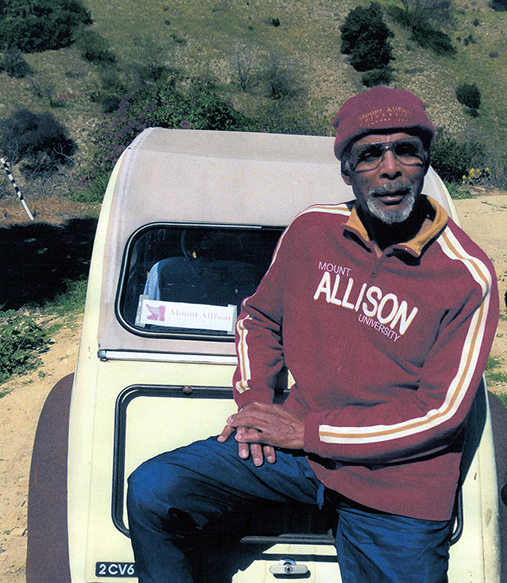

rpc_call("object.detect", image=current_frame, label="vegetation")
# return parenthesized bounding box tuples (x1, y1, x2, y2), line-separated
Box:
(88, 77, 257, 176)
(266, 52, 299, 99)
(0, 47, 32, 79)
(0, 109, 76, 176)
(73, 28, 116, 66)
(389, 0, 455, 55)
(486, 356, 507, 388)
(0, 0, 92, 53)
(490, 0, 507, 11)
(456, 82, 481, 113)
(430, 133, 486, 183)
(0, 311, 50, 385)
(340, 3, 394, 85)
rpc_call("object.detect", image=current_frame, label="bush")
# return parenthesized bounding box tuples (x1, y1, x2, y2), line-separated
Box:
(456, 83, 481, 110)
(341, 3, 394, 73)
(388, 6, 455, 55)
(0, 0, 92, 53)
(362, 67, 392, 87)
(0, 47, 32, 78)
(74, 29, 116, 66)
(0, 109, 76, 175)
(431, 133, 486, 183)
(412, 27, 455, 55)
(255, 97, 328, 136)
(90, 78, 257, 175)
(490, 0, 507, 11)
(128, 36, 172, 83)
(0, 310, 49, 384)
(266, 52, 299, 99)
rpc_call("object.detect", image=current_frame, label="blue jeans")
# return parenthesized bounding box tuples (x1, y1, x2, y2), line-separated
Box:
(127, 436, 451, 583)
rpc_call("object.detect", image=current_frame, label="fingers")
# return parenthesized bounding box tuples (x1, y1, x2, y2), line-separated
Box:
(238, 441, 251, 461)
(249, 443, 264, 466)
(263, 445, 276, 464)
(235, 426, 262, 442)
(217, 423, 235, 442)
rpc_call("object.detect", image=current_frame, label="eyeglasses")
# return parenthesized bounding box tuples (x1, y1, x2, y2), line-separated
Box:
(349, 138, 427, 173)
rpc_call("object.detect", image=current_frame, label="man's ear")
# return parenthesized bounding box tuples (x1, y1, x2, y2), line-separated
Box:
(341, 171, 351, 186)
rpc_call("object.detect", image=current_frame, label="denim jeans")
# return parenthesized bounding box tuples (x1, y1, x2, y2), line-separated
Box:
(127, 436, 451, 583)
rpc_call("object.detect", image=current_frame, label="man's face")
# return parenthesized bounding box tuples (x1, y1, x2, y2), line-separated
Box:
(342, 132, 427, 225)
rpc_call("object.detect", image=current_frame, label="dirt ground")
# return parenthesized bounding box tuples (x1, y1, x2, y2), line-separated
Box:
(0, 191, 506, 582)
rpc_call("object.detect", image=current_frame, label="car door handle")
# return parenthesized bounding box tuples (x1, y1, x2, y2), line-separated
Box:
(269, 558, 309, 576)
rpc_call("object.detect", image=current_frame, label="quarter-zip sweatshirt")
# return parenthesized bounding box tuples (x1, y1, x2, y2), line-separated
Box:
(233, 196, 499, 521)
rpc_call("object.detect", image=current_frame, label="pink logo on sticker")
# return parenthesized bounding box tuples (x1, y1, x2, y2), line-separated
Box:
(146, 304, 166, 321)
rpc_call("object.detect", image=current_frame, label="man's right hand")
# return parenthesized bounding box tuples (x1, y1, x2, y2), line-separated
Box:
(217, 424, 276, 466)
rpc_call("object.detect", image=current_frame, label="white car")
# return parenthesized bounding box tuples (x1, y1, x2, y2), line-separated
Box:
(27, 129, 502, 582)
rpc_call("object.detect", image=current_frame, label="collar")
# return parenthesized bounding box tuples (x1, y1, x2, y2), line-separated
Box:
(343, 195, 448, 258)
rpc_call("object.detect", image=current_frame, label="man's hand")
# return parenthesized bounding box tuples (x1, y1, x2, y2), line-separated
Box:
(218, 402, 306, 466)
(218, 423, 276, 466)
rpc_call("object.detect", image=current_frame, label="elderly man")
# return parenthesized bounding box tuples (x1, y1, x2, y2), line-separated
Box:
(127, 87, 499, 583)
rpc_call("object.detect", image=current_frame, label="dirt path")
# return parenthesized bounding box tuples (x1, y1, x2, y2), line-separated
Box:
(0, 320, 82, 583)
(0, 193, 506, 583)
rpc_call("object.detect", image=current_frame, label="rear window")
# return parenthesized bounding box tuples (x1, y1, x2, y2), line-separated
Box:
(117, 224, 283, 339)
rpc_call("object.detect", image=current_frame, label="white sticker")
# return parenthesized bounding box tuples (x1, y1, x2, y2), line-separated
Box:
(138, 299, 237, 333)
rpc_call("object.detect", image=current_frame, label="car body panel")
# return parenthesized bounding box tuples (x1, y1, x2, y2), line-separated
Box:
(27, 129, 501, 582)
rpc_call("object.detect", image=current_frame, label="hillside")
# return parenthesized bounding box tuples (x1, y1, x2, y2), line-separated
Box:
(1, 0, 507, 192)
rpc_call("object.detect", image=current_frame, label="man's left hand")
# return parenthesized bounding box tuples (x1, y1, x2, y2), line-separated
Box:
(226, 402, 306, 450)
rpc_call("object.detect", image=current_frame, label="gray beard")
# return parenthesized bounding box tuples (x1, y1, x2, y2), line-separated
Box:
(366, 182, 417, 225)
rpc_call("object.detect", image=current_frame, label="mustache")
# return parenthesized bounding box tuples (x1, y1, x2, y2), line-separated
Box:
(368, 181, 415, 197)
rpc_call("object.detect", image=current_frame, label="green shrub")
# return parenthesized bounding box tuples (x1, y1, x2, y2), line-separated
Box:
(129, 36, 173, 83)
(266, 52, 299, 99)
(456, 83, 481, 110)
(0, 109, 76, 175)
(0, 47, 32, 78)
(0, 0, 92, 53)
(362, 67, 392, 87)
(0, 310, 50, 384)
(44, 278, 88, 316)
(491, 0, 507, 11)
(90, 78, 257, 175)
(411, 26, 455, 55)
(341, 3, 394, 73)
(431, 133, 486, 183)
(388, 6, 455, 55)
(256, 98, 328, 136)
(74, 29, 116, 66)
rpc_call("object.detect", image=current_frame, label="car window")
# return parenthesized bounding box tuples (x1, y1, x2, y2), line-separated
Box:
(117, 224, 283, 339)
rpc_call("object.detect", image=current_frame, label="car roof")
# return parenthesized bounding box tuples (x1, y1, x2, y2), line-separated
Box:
(96, 128, 456, 355)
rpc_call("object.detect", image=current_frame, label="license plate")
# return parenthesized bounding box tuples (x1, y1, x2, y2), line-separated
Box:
(95, 562, 136, 577)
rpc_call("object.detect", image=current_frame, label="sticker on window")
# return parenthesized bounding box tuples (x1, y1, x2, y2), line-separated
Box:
(136, 296, 237, 334)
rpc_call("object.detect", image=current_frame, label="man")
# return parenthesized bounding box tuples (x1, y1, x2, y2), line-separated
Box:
(127, 87, 499, 583)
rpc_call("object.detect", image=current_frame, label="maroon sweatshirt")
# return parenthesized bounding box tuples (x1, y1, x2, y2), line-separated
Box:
(233, 196, 499, 521)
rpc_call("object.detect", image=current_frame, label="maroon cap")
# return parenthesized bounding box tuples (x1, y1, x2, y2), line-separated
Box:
(332, 87, 435, 159)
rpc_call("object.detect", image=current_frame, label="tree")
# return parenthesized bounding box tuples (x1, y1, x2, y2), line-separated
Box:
(390, 0, 455, 55)
(0, 109, 76, 175)
(0, 47, 32, 78)
(265, 52, 299, 99)
(0, 0, 92, 53)
(395, 0, 453, 29)
(340, 3, 394, 83)
(234, 44, 254, 91)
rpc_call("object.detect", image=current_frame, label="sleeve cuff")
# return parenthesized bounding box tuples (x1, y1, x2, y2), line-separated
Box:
(235, 388, 273, 411)
(303, 412, 323, 455)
